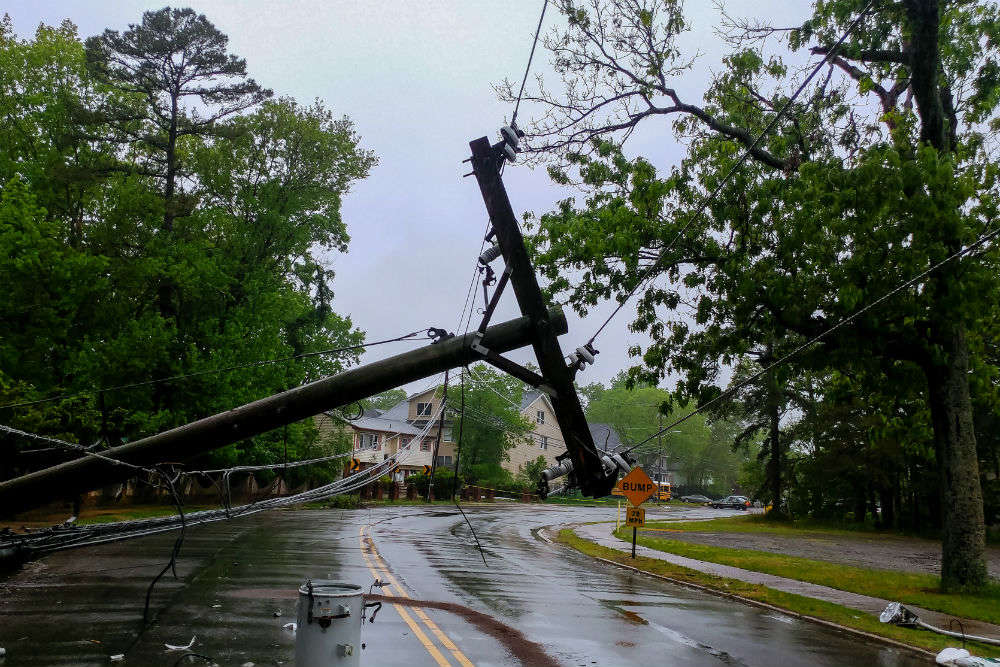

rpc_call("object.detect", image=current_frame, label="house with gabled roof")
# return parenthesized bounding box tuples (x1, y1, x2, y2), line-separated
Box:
(315, 386, 454, 480)
(491, 389, 565, 474)
(316, 385, 617, 482)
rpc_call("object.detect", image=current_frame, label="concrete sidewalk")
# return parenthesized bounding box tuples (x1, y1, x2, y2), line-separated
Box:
(573, 522, 1000, 641)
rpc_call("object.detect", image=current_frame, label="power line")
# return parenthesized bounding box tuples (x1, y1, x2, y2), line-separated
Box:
(621, 223, 1000, 455)
(0, 328, 433, 411)
(2, 403, 449, 555)
(511, 0, 550, 127)
(0, 424, 150, 473)
(585, 0, 878, 347)
(456, 219, 493, 335)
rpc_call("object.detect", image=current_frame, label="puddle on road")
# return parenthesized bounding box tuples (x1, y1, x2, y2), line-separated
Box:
(601, 598, 753, 666)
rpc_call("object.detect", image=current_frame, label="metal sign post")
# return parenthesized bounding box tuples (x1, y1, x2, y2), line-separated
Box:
(620, 467, 654, 558)
(625, 506, 646, 558)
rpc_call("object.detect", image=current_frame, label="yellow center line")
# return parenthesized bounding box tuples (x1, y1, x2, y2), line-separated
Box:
(364, 532, 476, 667)
(360, 525, 476, 667)
(358, 525, 452, 667)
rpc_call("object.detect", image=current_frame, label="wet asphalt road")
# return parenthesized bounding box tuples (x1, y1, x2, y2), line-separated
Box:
(0, 503, 930, 666)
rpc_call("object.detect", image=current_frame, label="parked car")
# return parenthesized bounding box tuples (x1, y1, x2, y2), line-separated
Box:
(709, 495, 751, 510)
(679, 494, 712, 504)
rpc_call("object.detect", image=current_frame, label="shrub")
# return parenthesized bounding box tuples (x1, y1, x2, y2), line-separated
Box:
(323, 494, 360, 509)
(409, 468, 463, 498)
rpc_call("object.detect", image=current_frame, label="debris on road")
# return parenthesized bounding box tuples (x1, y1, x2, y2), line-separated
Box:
(165, 636, 196, 651)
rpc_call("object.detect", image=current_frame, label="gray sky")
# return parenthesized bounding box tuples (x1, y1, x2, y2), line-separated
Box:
(7, 0, 806, 393)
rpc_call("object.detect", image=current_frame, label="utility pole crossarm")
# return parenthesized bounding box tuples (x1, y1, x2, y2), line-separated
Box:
(468, 136, 615, 497)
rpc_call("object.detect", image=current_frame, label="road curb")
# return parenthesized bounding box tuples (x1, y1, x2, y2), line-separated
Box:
(557, 527, 936, 661)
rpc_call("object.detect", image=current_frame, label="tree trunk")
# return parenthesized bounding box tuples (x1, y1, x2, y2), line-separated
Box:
(765, 343, 783, 514)
(925, 323, 987, 590)
(881, 482, 897, 529)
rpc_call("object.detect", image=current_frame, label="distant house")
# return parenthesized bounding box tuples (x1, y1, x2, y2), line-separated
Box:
(501, 390, 567, 474)
(314, 386, 451, 482)
(589, 422, 623, 454)
(316, 385, 632, 482)
(589, 422, 678, 484)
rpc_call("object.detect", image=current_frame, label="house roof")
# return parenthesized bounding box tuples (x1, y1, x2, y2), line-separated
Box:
(349, 413, 422, 435)
(521, 389, 557, 414)
(588, 422, 623, 452)
(379, 398, 410, 420)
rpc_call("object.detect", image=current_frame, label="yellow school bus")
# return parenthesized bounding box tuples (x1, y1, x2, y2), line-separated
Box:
(655, 481, 671, 501)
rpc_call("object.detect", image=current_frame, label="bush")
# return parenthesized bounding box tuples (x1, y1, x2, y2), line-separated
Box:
(379, 475, 394, 494)
(409, 468, 463, 499)
(323, 494, 360, 509)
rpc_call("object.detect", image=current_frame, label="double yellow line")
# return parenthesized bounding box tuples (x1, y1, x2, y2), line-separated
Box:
(359, 524, 474, 667)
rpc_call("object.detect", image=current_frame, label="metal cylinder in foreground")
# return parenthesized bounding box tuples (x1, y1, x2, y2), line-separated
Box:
(296, 580, 364, 667)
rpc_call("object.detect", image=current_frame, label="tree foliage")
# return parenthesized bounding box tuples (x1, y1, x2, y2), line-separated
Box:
(507, 0, 1000, 589)
(582, 372, 750, 495)
(0, 11, 375, 482)
(447, 365, 532, 484)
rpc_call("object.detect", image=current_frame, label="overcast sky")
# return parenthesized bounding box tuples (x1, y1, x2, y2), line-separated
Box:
(7, 0, 807, 393)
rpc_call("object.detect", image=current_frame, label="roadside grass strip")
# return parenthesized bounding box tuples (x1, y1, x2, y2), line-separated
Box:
(646, 513, 1000, 544)
(613, 526, 1000, 626)
(557, 529, 1000, 658)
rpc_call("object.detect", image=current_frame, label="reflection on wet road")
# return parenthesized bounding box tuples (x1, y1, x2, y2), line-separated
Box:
(0, 504, 929, 666)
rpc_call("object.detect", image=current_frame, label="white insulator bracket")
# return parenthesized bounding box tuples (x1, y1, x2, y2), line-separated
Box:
(479, 243, 503, 265)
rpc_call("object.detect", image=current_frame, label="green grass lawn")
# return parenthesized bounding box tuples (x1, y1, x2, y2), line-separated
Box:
(649, 513, 1000, 545)
(559, 529, 1000, 658)
(74, 505, 214, 525)
(645, 513, 914, 538)
(613, 526, 1000, 625)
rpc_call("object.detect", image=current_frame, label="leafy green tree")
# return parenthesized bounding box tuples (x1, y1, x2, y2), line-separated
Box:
(515, 455, 549, 491)
(0, 11, 373, 485)
(582, 373, 746, 493)
(447, 364, 532, 483)
(362, 389, 407, 412)
(84, 6, 271, 233)
(506, 0, 1000, 589)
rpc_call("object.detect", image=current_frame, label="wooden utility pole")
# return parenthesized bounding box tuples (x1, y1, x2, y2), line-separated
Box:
(427, 369, 449, 502)
(0, 310, 566, 515)
(468, 136, 614, 497)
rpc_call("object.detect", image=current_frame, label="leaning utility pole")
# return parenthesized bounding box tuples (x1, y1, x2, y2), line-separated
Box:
(0, 310, 565, 516)
(467, 135, 616, 497)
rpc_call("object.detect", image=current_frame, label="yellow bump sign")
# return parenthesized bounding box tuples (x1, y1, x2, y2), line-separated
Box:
(625, 506, 645, 527)
(620, 466, 656, 507)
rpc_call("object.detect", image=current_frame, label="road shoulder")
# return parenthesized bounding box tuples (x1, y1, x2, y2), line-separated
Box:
(556, 523, 1000, 659)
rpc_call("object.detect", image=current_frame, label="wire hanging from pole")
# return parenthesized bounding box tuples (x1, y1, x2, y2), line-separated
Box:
(511, 0, 549, 128)
(0, 328, 435, 411)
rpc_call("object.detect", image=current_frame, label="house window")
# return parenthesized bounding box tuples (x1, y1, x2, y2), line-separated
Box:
(363, 433, 380, 449)
(416, 402, 432, 416)
(539, 435, 548, 450)
(435, 455, 452, 466)
(536, 410, 545, 424)
(420, 438, 432, 452)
